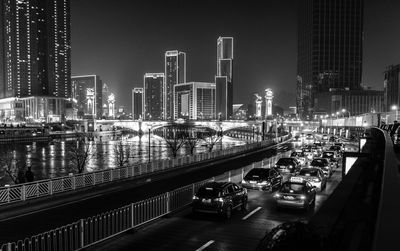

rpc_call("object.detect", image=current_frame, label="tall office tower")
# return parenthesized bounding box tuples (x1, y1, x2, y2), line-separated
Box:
(174, 82, 216, 120)
(165, 50, 186, 120)
(297, 0, 364, 118)
(132, 88, 144, 120)
(216, 37, 233, 120)
(72, 75, 103, 119)
(0, 0, 71, 122)
(384, 65, 400, 112)
(144, 73, 164, 121)
(102, 83, 110, 117)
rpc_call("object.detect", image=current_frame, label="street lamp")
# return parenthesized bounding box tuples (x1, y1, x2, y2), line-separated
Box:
(391, 105, 398, 122)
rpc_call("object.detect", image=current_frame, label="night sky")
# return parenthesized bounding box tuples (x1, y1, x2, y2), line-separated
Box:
(71, 0, 400, 112)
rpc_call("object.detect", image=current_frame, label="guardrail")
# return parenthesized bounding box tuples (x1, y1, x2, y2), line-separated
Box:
(0, 144, 293, 251)
(372, 128, 400, 251)
(0, 134, 291, 206)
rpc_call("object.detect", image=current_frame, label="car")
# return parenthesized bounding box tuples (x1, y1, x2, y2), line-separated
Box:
(305, 134, 314, 144)
(329, 145, 343, 156)
(309, 158, 332, 178)
(393, 127, 400, 151)
(292, 135, 302, 143)
(274, 158, 301, 180)
(293, 168, 326, 191)
(274, 177, 317, 210)
(322, 134, 329, 141)
(241, 168, 282, 191)
(192, 182, 248, 219)
(302, 148, 314, 161)
(321, 151, 339, 168)
(290, 151, 306, 166)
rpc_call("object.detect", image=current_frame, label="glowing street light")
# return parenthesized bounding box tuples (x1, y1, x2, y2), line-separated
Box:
(391, 105, 398, 121)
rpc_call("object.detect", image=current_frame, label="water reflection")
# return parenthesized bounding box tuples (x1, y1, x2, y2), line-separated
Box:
(0, 133, 248, 185)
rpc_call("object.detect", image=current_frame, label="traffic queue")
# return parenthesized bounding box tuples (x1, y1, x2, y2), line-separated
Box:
(191, 133, 344, 218)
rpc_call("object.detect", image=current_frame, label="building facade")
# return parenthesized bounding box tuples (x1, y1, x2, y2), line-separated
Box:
(314, 89, 383, 116)
(174, 82, 215, 120)
(297, 0, 364, 119)
(384, 64, 400, 112)
(0, 0, 71, 122)
(216, 37, 233, 120)
(71, 75, 103, 119)
(144, 73, 164, 121)
(132, 87, 143, 120)
(165, 50, 186, 120)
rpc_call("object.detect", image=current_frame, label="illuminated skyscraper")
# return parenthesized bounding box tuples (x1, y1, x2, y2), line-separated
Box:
(144, 73, 164, 120)
(216, 37, 233, 120)
(132, 88, 144, 120)
(0, 0, 71, 122)
(297, 0, 364, 118)
(165, 50, 186, 120)
(174, 82, 215, 120)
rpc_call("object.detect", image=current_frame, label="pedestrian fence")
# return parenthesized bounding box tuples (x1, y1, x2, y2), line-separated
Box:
(0, 134, 291, 206)
(0, 146, 293, 251)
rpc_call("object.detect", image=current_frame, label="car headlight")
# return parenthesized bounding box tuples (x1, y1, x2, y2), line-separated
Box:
(241, 180, 247, 184)
(214, 197, 224, 203)
(193, 195, 199, 200)
(299, 195, 306, 200)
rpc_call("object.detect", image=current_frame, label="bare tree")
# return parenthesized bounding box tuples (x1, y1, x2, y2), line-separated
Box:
(67, 137, 95, 173)
(203, 131, 222, 152)
(114, 141, 132, 167)
(185, 131, 203, 155)
(165, 126, 186, 158)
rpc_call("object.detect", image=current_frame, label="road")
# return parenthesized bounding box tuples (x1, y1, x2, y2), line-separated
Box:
(0, 142, 294, 244)
(87, 148, 343, 251)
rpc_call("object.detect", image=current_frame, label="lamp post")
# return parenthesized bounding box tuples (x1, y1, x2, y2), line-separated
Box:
(274, 119, 278, 142)
(391, 105, 398, 122)
(148, 128, 151, 162)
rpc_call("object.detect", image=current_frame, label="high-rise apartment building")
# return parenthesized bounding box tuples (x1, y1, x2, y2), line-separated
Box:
(132, 88, 144, 120)
(174, 82, 215, 120)
(72, 75, 103, 119)
(144, 73, 164, 120)
(0, 0, 71, 122)
(216, 37, 233, 120)
(297, 0, 364, 118)
(384, 64, 400, 112)
(165, 50, 186, 120)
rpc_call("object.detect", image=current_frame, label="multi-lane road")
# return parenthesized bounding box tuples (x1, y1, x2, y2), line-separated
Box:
(86, 141, 343, 251)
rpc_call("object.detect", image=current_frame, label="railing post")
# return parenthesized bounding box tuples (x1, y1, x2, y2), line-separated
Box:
(49, 180, 53, 195)
(72, 176, 76, 190)
(7, 187, 10, 203)
(80, 219, 84, 248)
(21, 185, 26, 201)
(166, 192, 170, 213)
(131, 203, 134, 228)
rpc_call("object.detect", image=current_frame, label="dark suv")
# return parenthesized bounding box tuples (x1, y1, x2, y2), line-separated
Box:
(192, 182, 248, 219)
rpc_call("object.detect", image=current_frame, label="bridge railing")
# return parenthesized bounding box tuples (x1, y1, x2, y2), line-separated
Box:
(0, 145, 293, 251)
(0, 134, 291, 207)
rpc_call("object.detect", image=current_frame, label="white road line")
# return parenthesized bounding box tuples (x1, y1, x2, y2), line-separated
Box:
(196, 240, 215, 251)
(242, 206, 262, 220)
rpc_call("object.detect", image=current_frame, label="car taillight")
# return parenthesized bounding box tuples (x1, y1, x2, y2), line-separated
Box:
(241, 180, 247, 184)
(313, 178, 320, 182)
(258, 181, 268, 185)
(299, 195, 306, 200)
(214, 197, 224, 203)
(274, 193, 281, 198)
(192, 195, 199, 200)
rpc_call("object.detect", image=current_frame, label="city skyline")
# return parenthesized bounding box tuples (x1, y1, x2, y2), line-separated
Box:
(71, 0, 400, 112)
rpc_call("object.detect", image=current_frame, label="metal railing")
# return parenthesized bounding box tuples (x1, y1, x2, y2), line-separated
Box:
(0, 135, 291, 206)
(0, 145, 292, 251)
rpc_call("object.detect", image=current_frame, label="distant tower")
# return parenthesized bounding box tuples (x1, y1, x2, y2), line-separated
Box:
(254, 93, 263, 119)
(165, 50, 186, 120)
(108, 93, 115, 118)
(265, 89, 273, 118)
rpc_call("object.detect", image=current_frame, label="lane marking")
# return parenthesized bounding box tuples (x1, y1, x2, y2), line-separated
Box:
(196, 240, 215, 251)
(242, 206, 262, 220)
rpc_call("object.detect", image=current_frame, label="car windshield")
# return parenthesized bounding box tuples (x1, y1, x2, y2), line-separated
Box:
(280, 183, 305, 193)
(299, 169, 319, 176)
(329, 146, 340, 151)
(245, 169, 270, 179)
(196, 187, 221, 197)
(322, 152, 334, 158)
(276, 158, 293, 166)
(311, 159, 327, 167)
